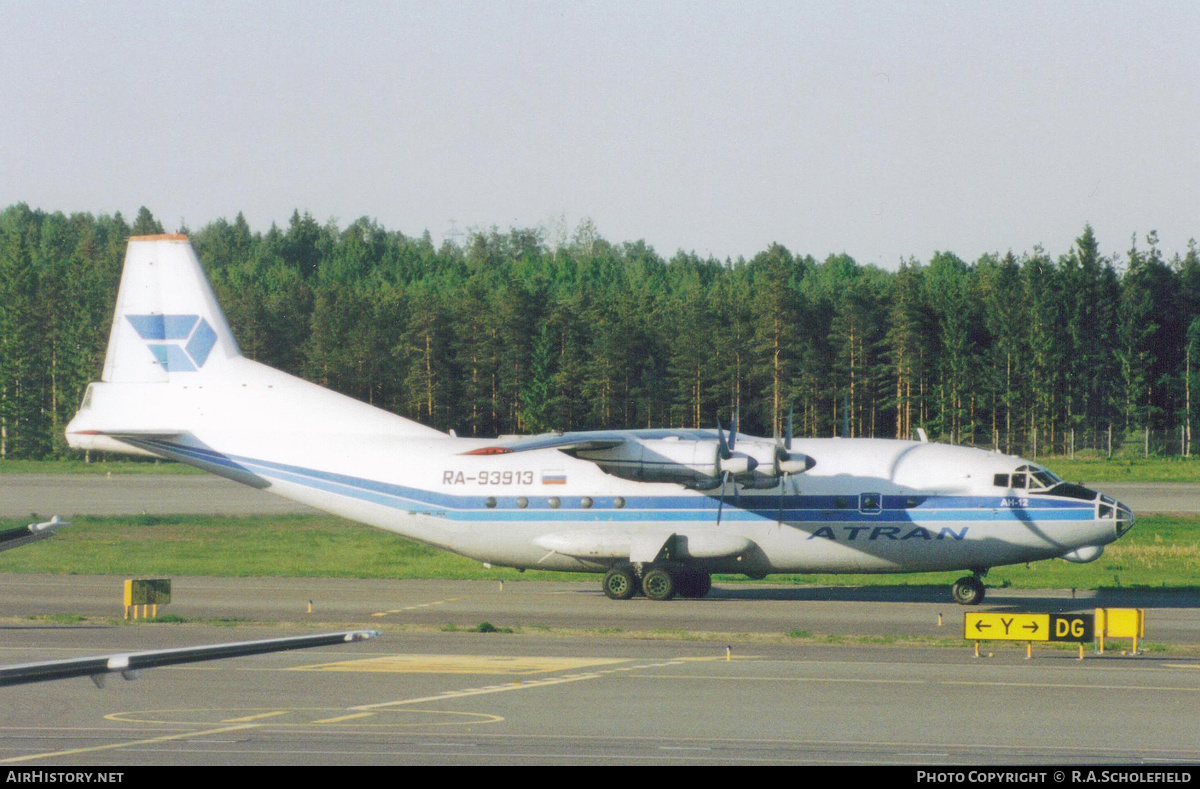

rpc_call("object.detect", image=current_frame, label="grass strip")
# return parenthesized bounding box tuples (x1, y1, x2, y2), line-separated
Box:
(0, 513, 1195, 591)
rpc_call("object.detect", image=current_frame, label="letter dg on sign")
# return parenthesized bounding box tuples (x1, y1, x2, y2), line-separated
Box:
(1049, 614, 1094, 643)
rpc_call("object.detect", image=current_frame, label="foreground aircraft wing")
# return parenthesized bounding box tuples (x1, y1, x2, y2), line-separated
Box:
(0, 630, 378, 687)
(0, 517, 70, 553)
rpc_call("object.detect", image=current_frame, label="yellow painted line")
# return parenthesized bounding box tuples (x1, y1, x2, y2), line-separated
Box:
(371, 597, 460, 617)
(221, 710, 291, 723)
(291, 654, 627, 675)
(352, 672, 606, 710)
(0, 723, 259, 764)
(1164, 664, 1200, 670)
(309, 711, 377, 724)
(350, 657, 697, 712)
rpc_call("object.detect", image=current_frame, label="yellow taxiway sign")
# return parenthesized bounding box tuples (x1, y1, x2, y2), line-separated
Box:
(965, 612, 1093, 642)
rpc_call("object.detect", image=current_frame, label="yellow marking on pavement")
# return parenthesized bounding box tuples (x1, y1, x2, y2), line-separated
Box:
(0, 723, 258, 764)
(221, 710, 291, 723)
(310, 711, 377, 724)
(351, 657, 698, 711)
(372, 597, 460, 617)
(292, 654, 627, 675)
(351, 672, 606, 710)
(105, 707, 502, 728)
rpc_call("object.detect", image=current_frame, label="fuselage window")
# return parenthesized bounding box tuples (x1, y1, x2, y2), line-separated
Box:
(994, 473, 1010, 488)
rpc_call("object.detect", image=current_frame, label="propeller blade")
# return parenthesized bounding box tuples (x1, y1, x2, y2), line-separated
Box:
(716, 418, 731, 460)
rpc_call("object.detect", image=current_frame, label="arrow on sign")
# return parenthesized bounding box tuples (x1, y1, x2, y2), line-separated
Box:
(1023, 622, 1040, 634)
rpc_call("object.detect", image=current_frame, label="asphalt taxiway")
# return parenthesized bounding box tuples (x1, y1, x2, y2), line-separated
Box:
(1, 576, 1198, 766)
(2, 473, 1198, 765)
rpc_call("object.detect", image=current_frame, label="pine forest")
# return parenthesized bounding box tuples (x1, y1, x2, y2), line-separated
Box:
(2, 202, 1199, 462)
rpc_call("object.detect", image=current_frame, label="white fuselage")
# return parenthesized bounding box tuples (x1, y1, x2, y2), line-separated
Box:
(69, 362, 1126, 577)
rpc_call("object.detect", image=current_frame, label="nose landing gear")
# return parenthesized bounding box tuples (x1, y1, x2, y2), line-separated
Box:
(951, 572, 987, 606)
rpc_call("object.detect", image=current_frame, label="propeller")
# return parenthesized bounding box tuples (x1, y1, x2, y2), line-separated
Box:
(715, 414, 754, 477)
(774, 405, 814, 475)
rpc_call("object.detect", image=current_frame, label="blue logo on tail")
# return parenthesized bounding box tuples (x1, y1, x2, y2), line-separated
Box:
(127, 314, 217, 372)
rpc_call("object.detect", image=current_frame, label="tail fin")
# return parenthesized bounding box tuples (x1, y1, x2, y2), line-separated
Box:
(102, 234, 241, 383)
(69, 233, 445, 456)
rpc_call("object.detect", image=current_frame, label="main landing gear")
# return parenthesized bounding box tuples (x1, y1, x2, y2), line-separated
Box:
(602, 564, 712, 601)
(951, 571, 987, 606)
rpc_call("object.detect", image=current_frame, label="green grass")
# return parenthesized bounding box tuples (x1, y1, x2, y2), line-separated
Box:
(0, 459, 200, 474)
(1034, 456, 1200, 483)
(0, 514, 579, 580)
(0, 512, 1195, 592)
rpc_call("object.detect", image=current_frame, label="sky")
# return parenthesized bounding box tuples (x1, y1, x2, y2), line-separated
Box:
(2, 1, 1198, 268)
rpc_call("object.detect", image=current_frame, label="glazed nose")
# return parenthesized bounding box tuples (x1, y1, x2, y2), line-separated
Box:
(1098, 494, 1134, 537)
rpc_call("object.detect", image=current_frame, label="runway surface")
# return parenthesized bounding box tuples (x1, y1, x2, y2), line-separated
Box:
(1, 576, 1198, 766)
(1, 474, 1194, 518)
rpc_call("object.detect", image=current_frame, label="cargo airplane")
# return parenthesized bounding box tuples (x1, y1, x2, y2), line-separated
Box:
(66, 236, 1135, 605)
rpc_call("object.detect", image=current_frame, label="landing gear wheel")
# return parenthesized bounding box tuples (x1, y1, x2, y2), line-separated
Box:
(641, 567, 676, 601)
(951, 575, 986, 606)
(603, 566, 638, 600)
(676, 571, 712, 599)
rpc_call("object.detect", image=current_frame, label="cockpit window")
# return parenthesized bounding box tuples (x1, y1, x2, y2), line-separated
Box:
(1031, 470, 1060, 489)
(1012, 464, 1061, 492)
(993, 473, 1010, 488)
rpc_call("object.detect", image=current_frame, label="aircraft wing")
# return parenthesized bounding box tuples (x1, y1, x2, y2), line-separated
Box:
(462, 431, 626, 455)
(0, 517, 70, 553)
(0, 630, 378, 687)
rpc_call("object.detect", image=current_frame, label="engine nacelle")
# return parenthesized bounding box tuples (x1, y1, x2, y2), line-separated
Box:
(581, 437, 759, 484)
